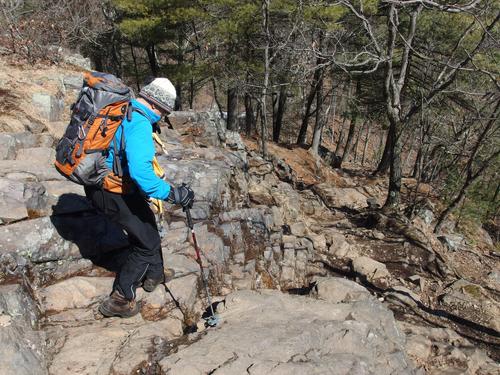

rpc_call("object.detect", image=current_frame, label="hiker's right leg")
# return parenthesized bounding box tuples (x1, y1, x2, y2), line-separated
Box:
(84, 186, 141, 317)
(85, 187, 162, 300)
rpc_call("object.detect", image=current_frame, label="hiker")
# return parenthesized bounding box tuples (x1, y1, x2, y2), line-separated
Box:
(84, 77, 194, 318)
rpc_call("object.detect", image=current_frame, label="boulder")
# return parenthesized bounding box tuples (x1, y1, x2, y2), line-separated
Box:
(0, 215, 128, 265)
(437, 233, 465, 251)
(158, 156, 233, 210)
(159, 289, 415, 374)
(0, 159, 64, 181)
(0, 133, 16, 159)
(16, 147, 56, 164)
(0, 284, 47, 375)
(38, 276, 114, 313)
(63, 74, 83, 90)
(61, 51, 91, 70)
(12, 131, 39, 149)
(313, 184, 369, 210)
(165, 274, 199, 314)
(351, 256, 391, 286)
(314, 277, 372, 303)
(32, 93, 64, 122)
(0, 178, 28, 222)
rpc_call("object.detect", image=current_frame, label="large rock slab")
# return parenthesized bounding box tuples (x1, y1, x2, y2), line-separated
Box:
(0, 178, 28, 222)
(16, 147, 55, 164)
(159, 155, 234, 210)
(160, 288, 415, 374)
(38, 276, 114, 313)
(48, 318, 182, 375)
(0, 159, 64, 181)
(0, 284, 47, 375)
(0, 133, 17, 159)
(0, 215, 127, 265)
(32, 93, 64, 122)
(313, 184, 369, 210)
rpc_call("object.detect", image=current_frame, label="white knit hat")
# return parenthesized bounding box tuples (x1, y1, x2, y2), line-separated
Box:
(139, 78, 176, 113)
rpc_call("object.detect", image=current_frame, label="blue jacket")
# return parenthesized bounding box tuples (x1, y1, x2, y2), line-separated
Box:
(106, 99, 171, 200)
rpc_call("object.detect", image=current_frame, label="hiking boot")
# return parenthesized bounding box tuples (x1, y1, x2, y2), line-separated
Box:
(99, 290, 140, 318)
(143, 268, 175, 292)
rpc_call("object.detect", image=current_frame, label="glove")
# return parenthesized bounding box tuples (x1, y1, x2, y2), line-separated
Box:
(167, 184, 194, 209)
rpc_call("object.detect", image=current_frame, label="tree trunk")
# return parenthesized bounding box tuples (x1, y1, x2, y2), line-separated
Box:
(245, 93, 255, 136)
(273, 86, 287, 142)
(310, 64, 325, 155)
(361, 121, 371, 166)
(145, 44, 158, 76)
(412, 146, 423, 178)
(129, 44, 141, 92)
(211, 78, 224, 119)
(226, 87, 238, 131)
(260, 0, 270, 158)
(384, 118, 403, 208)
(189, 54, 196, 109)
(297, 78, 318, 145)
(374, 123, 394, 175)
(340, 111, 359, 165)
(353, 120, 367, 163)
(175, 82, 182, 111)
(335, 116, 348, 156)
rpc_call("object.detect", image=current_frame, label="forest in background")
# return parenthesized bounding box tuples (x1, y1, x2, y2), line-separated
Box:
(1, 0, 499, 239)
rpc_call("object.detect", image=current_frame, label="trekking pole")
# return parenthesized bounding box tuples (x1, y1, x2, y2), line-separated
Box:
(184, 207, 220, 327)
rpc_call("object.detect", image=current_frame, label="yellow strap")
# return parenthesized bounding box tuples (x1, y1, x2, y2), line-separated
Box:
(153, 133, 168, 155)
(151, 133, 167, 215)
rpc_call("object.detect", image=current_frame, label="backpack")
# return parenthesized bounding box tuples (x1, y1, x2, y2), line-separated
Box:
(54, 71, 133, 193)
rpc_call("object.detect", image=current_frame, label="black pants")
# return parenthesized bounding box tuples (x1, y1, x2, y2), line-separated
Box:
(85, 187, 163, 300)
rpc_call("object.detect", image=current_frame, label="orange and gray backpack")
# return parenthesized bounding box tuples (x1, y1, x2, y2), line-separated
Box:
(54, 71, 133, 193)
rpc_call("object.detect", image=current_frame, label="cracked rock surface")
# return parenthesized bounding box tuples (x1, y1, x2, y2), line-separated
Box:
(160, 289, 415, 375)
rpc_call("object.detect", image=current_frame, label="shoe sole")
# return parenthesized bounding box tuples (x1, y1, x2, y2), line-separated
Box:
(99, 303, 141, 318)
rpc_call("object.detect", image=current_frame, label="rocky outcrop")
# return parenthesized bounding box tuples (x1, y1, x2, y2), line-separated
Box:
(0, 284, 47, 375)
(160, 288, 416, 374)
(0, 58, 498, 375)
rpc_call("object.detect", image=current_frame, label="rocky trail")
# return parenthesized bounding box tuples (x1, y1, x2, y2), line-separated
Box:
(0, 59, 499, 374)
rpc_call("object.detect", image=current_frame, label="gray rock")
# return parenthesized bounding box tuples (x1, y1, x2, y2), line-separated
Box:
(0, 178, 28, 222)
(313, 184, 368, 210)
(0, 159, 64, 181)
(165, 274, 199, 314)
(63, 74, 83, 90)
(0, 284, 47, 375)
(38, 276, 114, 313)
(438, 234, 465, 251)
(159, 156, 233, 209)
(352, 256, 391, 285)
(32, 93, 64, 122)
(47, 318, 182, 375)
(0, 215, 128, 264)
(314, 277, 372, 303)
(0, 133, 16, 159)
(418, 208, 434, 225)
(11, 132, 39, 149)
(62, 52, 91, 70)
(159, 290, 415, 374)
(16, 147, 55, 164)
